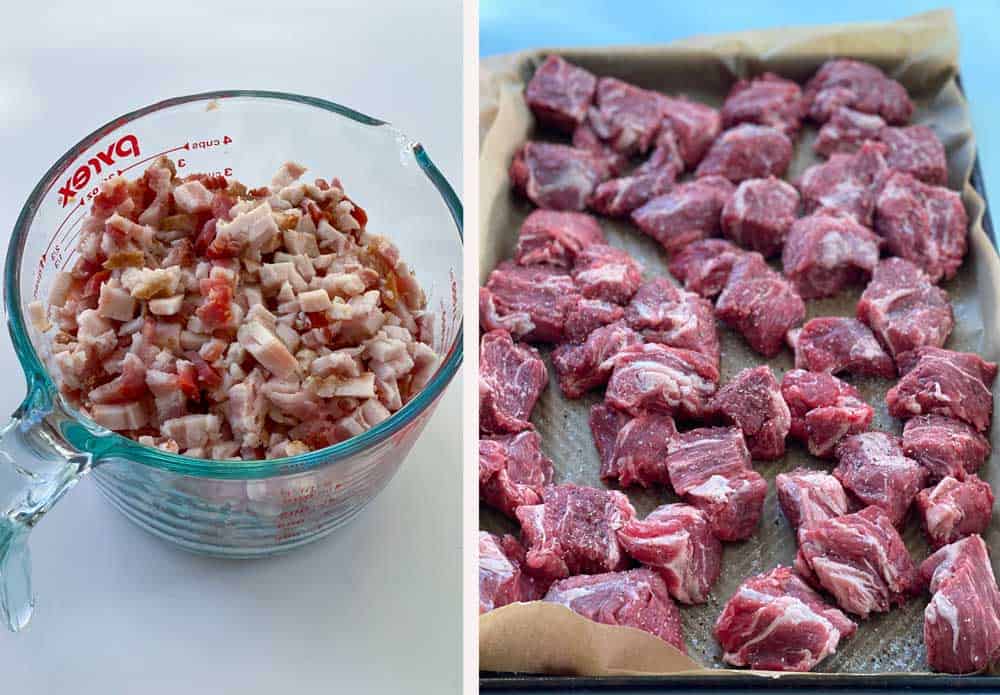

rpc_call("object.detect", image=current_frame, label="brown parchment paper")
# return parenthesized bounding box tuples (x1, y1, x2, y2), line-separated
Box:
(479, 9, 1000, 676)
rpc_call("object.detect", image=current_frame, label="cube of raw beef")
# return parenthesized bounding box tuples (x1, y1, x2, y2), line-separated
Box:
(781, 214, 881, 299)
(605, 412, 678, 488)
(781, 369, 873, 458)
(787, 317, 895, 378)
(722, 176, 799, 257)
(707, 365, 790, 461)
(514, 209, 605, 268)
(634, 124, 685, 177)
(571, 244, 643, 304)
(525, 55, 598, 133)
(624, 279, 720, 365)
(668, 239, 745, 299)
(509, 142, 610, 211)
(715, 566, 857, 672)
(874, 171, 968, 283)
(798, 141, 890, 226)
(803, 59, 914, 124)
(587, 78, 666, 156)
(571, 122, 629, 177)
(920, 535, 1000, 673)
(631, 176, 734, 255)
(479, 531, 547, 613)
(916, 475, 994, 550)
(665, 426, 765, 541)
(543, 568, 685, 651)
(589, 169, 677, 217)
(695, 124, 794, 183)
(552, 321, 643, 398)
(777, 468, 850, 532)
(716, 252, 806, 357)
(881, 125, 948, 186)
(516, 484, 636, 581)
(856, 258, 953, 360)
(833, 432, 927, 527)
(479, 430, 554, 518)
(480, 262, 581, 343)
(721, 72, 804, 137)
(616, 503, 722, 604)
(605, 343, 719, 419)
(887, 347, 998, 432)
(660, 95, 722, 168)
(813, 107, 887, 157)
(590, 402, 632, 481)
(720, 177, 800, 258)
(479, 330, 548, 435)
(563, 298, 625, 343)
(796, 506, 919, 618)
(902, 415, 991, 482)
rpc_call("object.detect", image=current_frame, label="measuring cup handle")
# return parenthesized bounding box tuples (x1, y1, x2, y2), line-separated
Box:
(0, 391, 92, 631)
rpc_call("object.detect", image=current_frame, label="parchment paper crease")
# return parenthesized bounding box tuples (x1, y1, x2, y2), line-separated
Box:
(479, 9, 1000, 676)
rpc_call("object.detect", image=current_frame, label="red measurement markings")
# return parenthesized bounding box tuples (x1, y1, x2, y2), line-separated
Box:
(41, 199, 85, 264)
(54, 216, 87, 269)
(116, 142, 190, 176)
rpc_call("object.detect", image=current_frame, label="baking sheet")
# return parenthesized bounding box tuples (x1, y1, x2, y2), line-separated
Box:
(478, 9, 1000, 676)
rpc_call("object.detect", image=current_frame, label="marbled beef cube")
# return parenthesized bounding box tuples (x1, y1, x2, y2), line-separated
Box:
(916, 475, 994, 550)
(798, 140, 889, 226)
(605, 343, 719, 419)
(514, 209, 605, 268)
(813, 107, 886, 157)
(721, 72, 804, 136)
(833, 432, 927, 527)
(667, 238, 745, 299)
(631, 176, 734, 255)
(776, 468, 850, 532)
(881, 125, 948, 186)
(478, 329, 548, 435)
(721, 177, 800, 257)
(480, 262, 581, 343)
(695, 124, 793, 183)
(479, 531, 547, 613)
(803, 59, 913, 125)
(479, 430, 554, 518)
(624, 278, 720, 366)
(902, 415, 991, 482)
(781, 213, 881, 299)
(525, 55, 598, 133)
(781, 369, 873, 458)
(571, 243, 643, 304)
(562, 298, 625, 343)
(588, 77, 667, 156)
(707, 365, 790, 461)
(787, 317, 895, 378)
(552, 320, 643, 398)
(660, 95, 722, 168)
(509, 142, 610, 211)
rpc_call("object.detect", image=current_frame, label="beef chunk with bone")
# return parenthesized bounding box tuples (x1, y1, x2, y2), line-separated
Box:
(714, 566, 857, 672)
(617, 503, 722, 605)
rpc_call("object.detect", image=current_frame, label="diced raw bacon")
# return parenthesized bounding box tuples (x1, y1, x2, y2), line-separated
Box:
(91, 402, 148, 431)
(89, 353, 147, 405)
(160, 413, 222, 449)
(195, 276, 235, 330)
(173, 180, 214, 213)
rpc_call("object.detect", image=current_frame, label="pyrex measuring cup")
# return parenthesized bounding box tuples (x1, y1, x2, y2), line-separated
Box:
(0, 91, 463, 631)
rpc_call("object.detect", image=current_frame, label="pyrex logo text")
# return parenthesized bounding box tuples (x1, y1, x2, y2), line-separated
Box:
(58, 134, 141, 207)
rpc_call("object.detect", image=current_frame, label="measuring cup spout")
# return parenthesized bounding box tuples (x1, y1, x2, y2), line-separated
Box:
(0, 389, 92, 631)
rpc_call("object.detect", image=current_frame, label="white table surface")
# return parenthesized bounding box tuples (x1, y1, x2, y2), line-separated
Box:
(0, 1, 463, 693)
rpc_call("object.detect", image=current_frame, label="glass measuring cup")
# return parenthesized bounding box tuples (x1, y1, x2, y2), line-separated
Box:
(0, 91, 463, 632)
